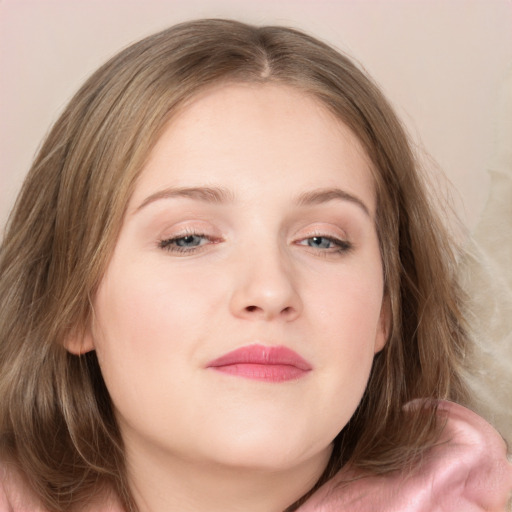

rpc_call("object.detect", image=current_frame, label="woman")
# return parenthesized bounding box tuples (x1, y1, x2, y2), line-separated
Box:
(0, 19, 511, 511)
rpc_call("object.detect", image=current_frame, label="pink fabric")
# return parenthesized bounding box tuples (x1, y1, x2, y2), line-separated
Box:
(1, 401, 511, 511)
(298, 401, 512, 511)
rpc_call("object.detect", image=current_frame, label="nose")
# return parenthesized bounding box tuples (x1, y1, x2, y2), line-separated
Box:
(229, 246, 303, 322)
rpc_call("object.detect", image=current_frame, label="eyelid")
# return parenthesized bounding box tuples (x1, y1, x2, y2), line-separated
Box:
(294, 223, 349, 241)
(157, 219, 221, 240)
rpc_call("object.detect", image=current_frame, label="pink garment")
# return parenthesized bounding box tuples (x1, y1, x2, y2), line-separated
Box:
(1, 401, 511, 511)
(298, 401, 512, 511)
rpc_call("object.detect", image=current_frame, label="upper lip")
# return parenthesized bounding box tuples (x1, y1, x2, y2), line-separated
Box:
(206, 344, 312, 371)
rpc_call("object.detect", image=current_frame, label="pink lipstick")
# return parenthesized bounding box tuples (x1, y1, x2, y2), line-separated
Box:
(206, 344, 312, 382)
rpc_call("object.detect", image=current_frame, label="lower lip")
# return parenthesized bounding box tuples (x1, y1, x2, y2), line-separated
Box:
(211, 363, 309, 382)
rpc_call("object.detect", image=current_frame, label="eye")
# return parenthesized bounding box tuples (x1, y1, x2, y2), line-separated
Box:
(304, 236, 334, 249)
(158, 233, 214, 253)
(297, 235, 352, 253)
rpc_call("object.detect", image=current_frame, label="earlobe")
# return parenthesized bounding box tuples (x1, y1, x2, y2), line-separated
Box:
(63, 328, 95, 355)
(374, 297, 391, 353)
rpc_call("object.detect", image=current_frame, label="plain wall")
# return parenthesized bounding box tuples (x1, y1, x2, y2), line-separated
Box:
(1, 0, 511, 233)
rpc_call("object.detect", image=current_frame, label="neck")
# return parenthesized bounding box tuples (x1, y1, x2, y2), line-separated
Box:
(124, 444, 331, 512)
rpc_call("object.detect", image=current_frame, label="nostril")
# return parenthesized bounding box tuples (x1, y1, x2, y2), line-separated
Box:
(244, 305, 294, 315)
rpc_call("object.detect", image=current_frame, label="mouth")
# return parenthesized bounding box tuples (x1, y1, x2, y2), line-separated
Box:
(206, 344, 312, 382)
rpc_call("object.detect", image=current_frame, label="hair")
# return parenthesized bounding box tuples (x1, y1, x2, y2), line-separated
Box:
(0, 18, 468, 512)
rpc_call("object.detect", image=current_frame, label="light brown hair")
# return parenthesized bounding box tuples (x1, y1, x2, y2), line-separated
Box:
(0, 19, 468, 511)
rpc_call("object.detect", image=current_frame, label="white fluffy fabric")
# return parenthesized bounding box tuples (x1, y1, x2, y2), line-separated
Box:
(458, 67, 512, 446)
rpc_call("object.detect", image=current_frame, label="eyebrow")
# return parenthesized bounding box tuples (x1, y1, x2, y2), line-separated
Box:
(135, 185, 370, 217)
(135, 186, 235, 212)
(296, 188, 371, 217)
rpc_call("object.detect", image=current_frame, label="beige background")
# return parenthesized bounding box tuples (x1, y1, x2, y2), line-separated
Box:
(0, 0, 511, 233)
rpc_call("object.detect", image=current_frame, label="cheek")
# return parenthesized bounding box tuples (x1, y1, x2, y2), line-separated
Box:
(91, 262, 181, 393)
(90, 256, 227, 396)
(307, 264, 384, 408)
(90, 270, 206, 443)
(312, 261, 384, 341)
(93, 257, 206, 343)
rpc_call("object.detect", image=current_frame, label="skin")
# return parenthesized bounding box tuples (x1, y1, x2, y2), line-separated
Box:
(68, 83, 389, 512)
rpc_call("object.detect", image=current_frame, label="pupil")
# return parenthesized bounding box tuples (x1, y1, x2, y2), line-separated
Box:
(177, 235, 200, 247)
(310, 237, 329, 248)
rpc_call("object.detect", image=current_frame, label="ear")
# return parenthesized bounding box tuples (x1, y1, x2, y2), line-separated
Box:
(374, 295, 391, 354)
(63, 326, 95, 355)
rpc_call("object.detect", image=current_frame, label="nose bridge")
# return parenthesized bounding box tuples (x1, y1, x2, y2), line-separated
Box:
(229, 236, 302, 321)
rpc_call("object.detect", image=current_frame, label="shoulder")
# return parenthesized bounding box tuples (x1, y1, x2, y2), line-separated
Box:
(298, 401, 512, 511)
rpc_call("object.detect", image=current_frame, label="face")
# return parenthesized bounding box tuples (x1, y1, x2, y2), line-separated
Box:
(72, 83, 389, 473)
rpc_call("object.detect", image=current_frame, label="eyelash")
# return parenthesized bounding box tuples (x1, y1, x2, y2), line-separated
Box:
(158, 232, 216, 254)
(158, 232, 352, 256)
(296, 235, 352, 254)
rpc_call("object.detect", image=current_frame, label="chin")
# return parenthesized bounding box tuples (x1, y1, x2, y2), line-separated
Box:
(197, 421, 334, 472)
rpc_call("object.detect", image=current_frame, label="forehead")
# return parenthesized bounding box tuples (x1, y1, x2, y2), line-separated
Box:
(132, 83, 376, 213)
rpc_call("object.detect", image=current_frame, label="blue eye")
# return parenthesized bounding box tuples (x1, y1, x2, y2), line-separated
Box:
(159, 234, 210, 252)
(307, 236, 334, 249)
(173, 235, 205, 247)
(298, 236, 352, 253)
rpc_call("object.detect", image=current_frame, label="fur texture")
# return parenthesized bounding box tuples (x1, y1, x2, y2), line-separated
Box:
(459, 67, 512, 448)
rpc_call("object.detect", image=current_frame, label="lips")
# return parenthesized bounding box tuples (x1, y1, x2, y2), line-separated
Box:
(206, 344, 312, 382)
